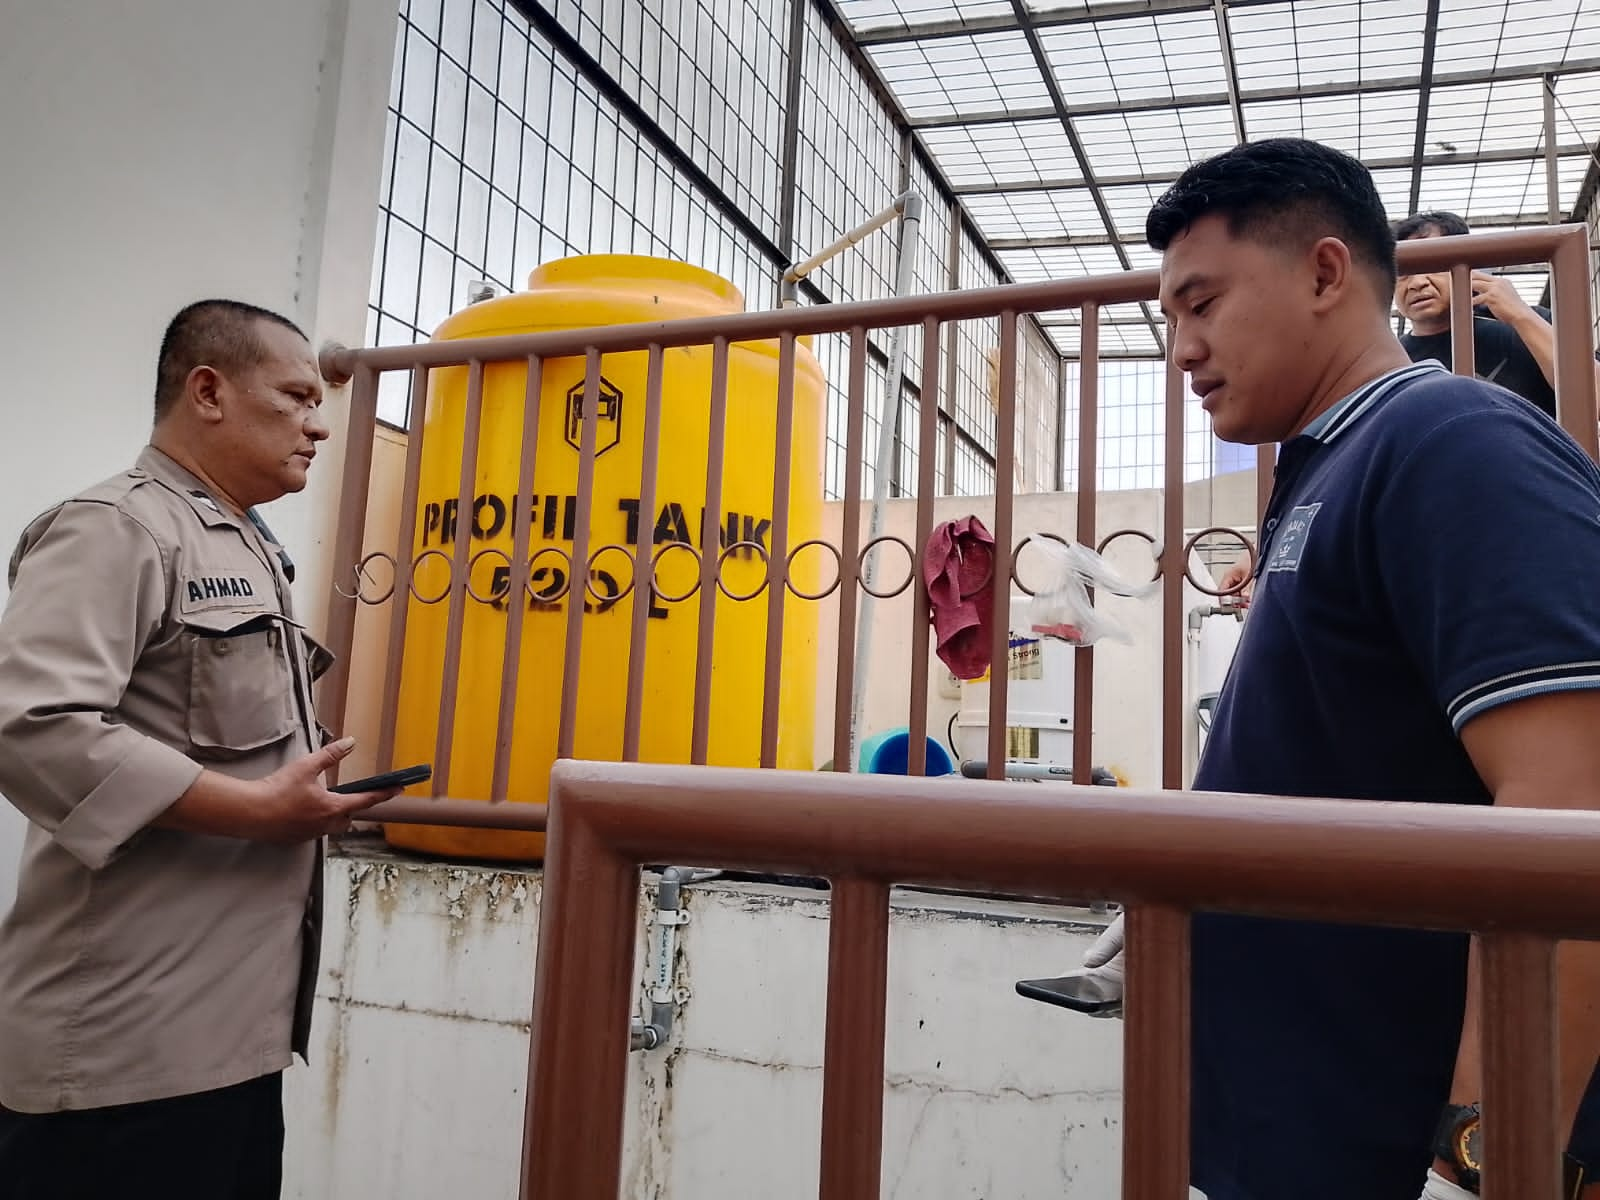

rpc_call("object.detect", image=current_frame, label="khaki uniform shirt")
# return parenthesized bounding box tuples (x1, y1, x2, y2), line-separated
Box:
(0, 446, 330, 1112)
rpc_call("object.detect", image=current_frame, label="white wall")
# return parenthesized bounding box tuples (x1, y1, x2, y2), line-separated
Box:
(285, 848, 1124, 1198)
(0, 1, 396, 901)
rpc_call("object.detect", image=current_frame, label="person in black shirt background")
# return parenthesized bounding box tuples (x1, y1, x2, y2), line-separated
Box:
(1393, 210, 1600, 420)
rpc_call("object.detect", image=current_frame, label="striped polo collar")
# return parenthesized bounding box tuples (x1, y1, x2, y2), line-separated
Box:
(1300, 360, 1449, 444)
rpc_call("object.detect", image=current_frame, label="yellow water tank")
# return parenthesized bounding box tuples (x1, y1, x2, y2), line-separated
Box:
(385, 256, 825, 860)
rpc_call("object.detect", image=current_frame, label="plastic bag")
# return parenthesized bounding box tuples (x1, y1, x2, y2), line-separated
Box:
(1025, 537, 1159, 646)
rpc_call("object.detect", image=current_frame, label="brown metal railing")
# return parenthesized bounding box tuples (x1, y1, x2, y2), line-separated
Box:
(320, 269, 1166, 801)
(314, 224, 1600, 1196)
(319, 225, 1598, 816)
(528, 760, 1600, 1200)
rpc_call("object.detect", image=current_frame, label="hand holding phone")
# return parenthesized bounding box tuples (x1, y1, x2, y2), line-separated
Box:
(1015, 971, 1124, 1016)
(1016, 914, 1125, 1017)
(328, 764, 432, 794)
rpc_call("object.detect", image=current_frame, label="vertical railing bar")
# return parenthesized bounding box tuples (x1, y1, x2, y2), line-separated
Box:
(1254, 444, 1274, 534)
(1550, 228, 1600, 461)
(760, 333, 798, 769)
(1072, 304, 1099, 789)
(1121, 904, 1192, 1200)
(1054, 342, 1068, 494)
(833, 329, 869, 773)
(490, 356, 544, 801)
(556, 349, 602, 761)
(691, 336, 731, 765)
(941, 320, 960, 493)
(520, 798, 638, 1200)
(906, 316, 942, 776)
(1161, 339, 1185, 789)
(1449, 263, 1476, 379)
(432, 359, 485, 796)
(1480, 933, 1562, 1200)
(942, 213, 962, 494)
(376, 363, 431, 775)
(817, 877, 891, 1200)
(319, 362, 380, 778)
(986, 311, 1019, 781)
(622, 345, 666, 762)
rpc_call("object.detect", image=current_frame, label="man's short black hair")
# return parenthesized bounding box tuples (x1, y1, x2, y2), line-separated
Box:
(154, 300, 306, 421)
(1393, 210, 1471, 241)
(1146, 138, 1397, 298)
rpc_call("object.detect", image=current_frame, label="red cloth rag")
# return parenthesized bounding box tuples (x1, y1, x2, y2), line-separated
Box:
(922, 515, 996, 680)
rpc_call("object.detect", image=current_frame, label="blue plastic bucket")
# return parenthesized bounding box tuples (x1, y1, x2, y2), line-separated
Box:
(858, 727, 956, 776)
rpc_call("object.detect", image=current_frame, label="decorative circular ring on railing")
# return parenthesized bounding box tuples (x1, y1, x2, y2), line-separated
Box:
(409, 549, 456, 604)
(524, 546, 574, 604)
(857, 535, 917, 599)
(465, 548, 514, 605)
(1010, 532, 1070, 598)
(785, 538, 843, 601)
(1095, 528, 1163, 584)
(650, 542, 703, 604)
(716, 541, 771, 602)
(1182, 526, 1256, 598)
(338, 550, 400, 605)
(586, 543, 638, 604)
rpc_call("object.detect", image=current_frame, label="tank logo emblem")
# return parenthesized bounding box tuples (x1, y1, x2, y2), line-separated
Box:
(564, 376, 624, 458)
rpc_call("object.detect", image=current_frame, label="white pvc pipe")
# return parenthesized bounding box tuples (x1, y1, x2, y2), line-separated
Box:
(780, 191, 918, 308)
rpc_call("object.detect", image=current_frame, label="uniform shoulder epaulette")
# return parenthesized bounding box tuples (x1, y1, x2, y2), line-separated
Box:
(73, 467, 155, 507)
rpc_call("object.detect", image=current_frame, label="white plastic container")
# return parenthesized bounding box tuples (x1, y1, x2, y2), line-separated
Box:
(954, 594, 1076, 765)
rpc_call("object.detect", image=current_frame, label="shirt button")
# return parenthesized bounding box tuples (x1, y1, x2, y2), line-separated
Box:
(215, 639, 232, 655)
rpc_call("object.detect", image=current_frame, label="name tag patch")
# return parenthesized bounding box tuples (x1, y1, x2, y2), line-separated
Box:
(180, 573, 271, 613)
(1264, 503, 1322, 573)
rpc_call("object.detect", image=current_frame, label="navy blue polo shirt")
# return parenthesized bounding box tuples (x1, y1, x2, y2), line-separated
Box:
(1190, 361, 1600, 1200)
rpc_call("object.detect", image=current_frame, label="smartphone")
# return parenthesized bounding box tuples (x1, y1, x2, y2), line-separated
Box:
(328, 764, 432, 794)
(1015, 971, 1122, 1016)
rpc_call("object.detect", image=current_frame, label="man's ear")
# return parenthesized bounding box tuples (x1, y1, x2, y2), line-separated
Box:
(185, 365, 226, 424)
(1307, 236, 1355, 312)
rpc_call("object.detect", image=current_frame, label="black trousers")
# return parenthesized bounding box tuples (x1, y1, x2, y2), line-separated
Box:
(0, 1072, 283, 1200)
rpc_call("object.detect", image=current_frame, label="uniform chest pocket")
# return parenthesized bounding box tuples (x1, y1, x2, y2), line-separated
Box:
(180, 612, 299, 758)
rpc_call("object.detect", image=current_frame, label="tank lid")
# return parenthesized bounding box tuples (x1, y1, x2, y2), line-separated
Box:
(527, 255, 745, 312)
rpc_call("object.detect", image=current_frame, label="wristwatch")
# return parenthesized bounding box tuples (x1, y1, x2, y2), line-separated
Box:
(1431, 1102, 1590, 1198)
(1432, 1102, 1483, 1194)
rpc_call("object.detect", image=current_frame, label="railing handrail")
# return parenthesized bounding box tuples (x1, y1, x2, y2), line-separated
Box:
(319, 225, 1590, 381)
(548, 759, 1600, 938)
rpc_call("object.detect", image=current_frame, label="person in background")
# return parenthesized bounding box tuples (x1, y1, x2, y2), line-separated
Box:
(1393, 209, 1600, 421)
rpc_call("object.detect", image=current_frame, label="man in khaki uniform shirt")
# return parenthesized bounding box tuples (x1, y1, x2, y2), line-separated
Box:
(0, 300, 399, 1199)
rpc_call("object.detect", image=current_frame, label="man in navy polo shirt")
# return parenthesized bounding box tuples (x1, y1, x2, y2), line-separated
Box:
(1075, 138, 1600, 1199)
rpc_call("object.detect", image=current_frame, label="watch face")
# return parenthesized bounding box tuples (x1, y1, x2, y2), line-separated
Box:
(1457, 1118, 1483, 1171)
